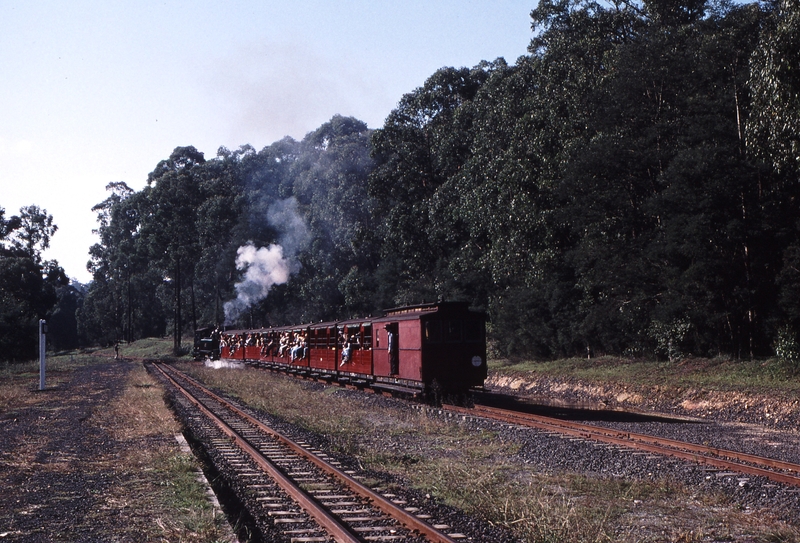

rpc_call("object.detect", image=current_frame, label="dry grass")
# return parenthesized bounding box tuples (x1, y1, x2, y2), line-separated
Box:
(1, 360, 37, 406)
(0, 356, 234, 543)
(182, 364, 373, 454)
(95, 361, 232, 542)
(94, 361, 181, 441)
(181, 362, 800, 543)
(0, 380, 28, 413)
(1, 355, 114, 414)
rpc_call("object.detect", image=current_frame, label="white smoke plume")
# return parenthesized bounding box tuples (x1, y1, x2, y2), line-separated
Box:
(223, 244, 289, 323)
(223, 197, 310, 325)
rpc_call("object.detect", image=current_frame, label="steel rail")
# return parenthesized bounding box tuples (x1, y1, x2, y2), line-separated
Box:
(470, 404, 800, 474)
(154, 363, 362, 543)
(157, 363, 458, 543)
(444, 403, 800, 488)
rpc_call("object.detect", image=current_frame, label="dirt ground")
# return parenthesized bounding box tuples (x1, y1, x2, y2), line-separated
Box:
(0, 359, 231, 543)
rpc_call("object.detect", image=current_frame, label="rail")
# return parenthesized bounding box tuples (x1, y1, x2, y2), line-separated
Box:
(443, 402, 800, 488)
(154, 362, 460, 543)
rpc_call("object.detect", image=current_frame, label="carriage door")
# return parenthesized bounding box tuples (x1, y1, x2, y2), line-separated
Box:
(387, 323, 399, 375)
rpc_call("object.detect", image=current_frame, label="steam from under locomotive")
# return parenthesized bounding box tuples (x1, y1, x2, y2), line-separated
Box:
(223, 197, 309, 324)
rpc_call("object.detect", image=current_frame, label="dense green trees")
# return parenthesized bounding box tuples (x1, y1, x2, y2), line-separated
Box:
(0, 206, 68, 360)
(81, 0, 800, 361)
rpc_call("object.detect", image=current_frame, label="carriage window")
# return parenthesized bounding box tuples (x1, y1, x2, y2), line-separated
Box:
(464, 320, 482, 342)
(444, 320, 462, 342)
(424, 320, 442, 343)
(363, 324, 372, 349)
(345, 326, 361, 349)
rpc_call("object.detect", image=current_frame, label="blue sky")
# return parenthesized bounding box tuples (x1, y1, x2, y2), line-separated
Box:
(1, 1, 534, 283)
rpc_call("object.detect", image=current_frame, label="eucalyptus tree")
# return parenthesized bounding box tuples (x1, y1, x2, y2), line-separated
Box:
(747, 0, 800, 346)
(438, 0, 644, 356)
(0, 205, 67, 360)
(140, 146, 207, 353)
(369, 66, 491, 305)
(290, 115, 379, 320)
(747, 0, 800, 175)
(552, 0, 771, 356)
(192, 146, 250, 327)
(81, 181, 167, 344)
(85, 182, 136, 342)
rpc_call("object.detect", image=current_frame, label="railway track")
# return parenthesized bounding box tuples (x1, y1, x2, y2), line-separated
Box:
(442, 402, 800, 488)
(152, 362, 464, 543)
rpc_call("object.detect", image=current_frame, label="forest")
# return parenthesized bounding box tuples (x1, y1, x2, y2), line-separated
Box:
(3, 0, 800, 363)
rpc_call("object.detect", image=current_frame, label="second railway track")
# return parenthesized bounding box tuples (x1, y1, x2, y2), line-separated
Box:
(151, 362, 467, 543)
(441, 402, 800, 488)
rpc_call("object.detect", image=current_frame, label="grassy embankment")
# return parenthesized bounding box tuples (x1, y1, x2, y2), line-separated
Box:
(488, 355, 800, 393)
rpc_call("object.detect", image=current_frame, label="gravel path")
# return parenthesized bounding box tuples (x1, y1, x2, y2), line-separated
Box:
(0, 362, 134, 541)
(0, 360, 228, 543)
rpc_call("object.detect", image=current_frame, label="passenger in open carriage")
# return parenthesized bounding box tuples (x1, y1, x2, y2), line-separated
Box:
(267, 333, 278, 356)
(291, 333, 306, 361)
(340, 333, 352, 367)
(278, 332, 290, 357)
(261, 333, 272, 356)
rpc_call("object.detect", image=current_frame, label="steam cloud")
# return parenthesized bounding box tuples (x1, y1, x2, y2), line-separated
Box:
(223, 198, 309, 324)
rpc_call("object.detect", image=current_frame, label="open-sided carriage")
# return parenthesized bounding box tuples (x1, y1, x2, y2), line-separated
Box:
(213, 301, 487, 397)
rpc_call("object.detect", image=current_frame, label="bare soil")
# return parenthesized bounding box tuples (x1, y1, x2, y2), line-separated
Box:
(0, 359, 231, 542)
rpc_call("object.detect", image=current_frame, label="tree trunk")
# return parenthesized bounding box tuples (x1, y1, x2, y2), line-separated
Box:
(190, 278, 197, 334)
(126, 270, 132, 343)
(174, 259, 182, 355)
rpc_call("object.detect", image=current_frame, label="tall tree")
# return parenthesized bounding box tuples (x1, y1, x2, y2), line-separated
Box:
(142, 146, 207, 353)
(747, 0, 800, 175)
(369, 66, 491, 304)
(0, 205, 67, 360)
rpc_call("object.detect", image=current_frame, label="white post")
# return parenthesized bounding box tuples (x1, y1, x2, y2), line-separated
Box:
(39, 319, 46, 391)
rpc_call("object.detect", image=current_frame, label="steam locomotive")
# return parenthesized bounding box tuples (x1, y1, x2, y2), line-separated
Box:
(194, 301, 487, 397)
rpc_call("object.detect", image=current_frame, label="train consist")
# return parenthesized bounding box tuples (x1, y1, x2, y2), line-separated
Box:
(194, 301, 487, 397)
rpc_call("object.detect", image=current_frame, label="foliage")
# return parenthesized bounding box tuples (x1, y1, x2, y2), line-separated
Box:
(747, 0, 800, 175)
(0, 206, 68, 361)
(80, 0, 800, 363)
(773, 326, 800, 375)
(649, 319, 692, 363)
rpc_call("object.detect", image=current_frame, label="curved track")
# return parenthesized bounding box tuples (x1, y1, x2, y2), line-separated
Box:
(153, 362, 462, 543)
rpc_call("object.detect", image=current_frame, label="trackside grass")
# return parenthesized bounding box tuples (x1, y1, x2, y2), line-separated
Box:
(179, 361, 799, 543)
